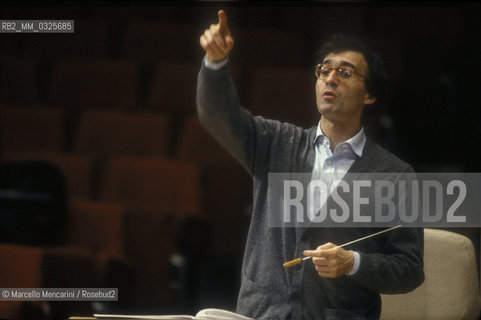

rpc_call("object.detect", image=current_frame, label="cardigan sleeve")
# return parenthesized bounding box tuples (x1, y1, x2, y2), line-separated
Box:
(196, 60, 259, 175)
(350, 227, 424, 294)
(348, 160, 424, 294)
(197, 60, 303, 176)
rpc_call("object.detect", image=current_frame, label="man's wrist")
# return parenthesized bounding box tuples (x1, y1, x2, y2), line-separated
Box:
(346, 251, 360, 276)
(204, 56, 228, 70)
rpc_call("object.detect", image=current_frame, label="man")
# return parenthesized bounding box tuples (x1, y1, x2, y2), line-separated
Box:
(197, 10, 424, 319)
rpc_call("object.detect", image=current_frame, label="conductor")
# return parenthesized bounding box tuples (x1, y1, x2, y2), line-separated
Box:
(197, 10, 424, 320)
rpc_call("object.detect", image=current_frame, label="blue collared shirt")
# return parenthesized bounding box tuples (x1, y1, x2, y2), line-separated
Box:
(312, 122, 366, 181)
(312, 122, 366, 275)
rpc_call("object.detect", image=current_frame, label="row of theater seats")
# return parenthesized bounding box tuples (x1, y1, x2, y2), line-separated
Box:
(0, 106, 251, 317)
(0, 106, 249, 160)
(0, 105, 252, 251)
(0, 55, 318, 126)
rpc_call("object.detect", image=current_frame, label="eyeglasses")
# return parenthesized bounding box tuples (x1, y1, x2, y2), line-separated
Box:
(315, 63, 364, 82)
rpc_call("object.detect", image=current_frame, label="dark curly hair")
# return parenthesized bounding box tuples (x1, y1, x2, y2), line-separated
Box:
(319, 34, 388, 106)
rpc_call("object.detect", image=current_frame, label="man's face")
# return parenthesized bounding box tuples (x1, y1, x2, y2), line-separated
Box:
(315, 50, 375, 124)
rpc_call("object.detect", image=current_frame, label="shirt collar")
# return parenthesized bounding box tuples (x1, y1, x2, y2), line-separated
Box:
(313, 121, 366, 157)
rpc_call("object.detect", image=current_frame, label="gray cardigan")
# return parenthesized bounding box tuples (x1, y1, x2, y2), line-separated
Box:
(196, 62, 424, 320)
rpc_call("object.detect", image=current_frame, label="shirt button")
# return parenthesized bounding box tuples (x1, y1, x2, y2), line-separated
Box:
(327, 160, 332, 165)
(300, 234, 308, 242)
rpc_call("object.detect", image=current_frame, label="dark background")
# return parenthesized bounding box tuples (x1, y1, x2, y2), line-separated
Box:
(1, 1, 479, 170)
(0, 1, 480, 318)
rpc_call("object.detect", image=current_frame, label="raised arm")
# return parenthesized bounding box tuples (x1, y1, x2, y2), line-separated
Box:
(197, 10, 260, 174)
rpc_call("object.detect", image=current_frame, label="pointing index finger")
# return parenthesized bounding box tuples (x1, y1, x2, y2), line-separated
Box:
(218, 9, 229, 37)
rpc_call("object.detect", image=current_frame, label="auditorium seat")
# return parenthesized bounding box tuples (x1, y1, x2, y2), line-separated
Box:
(74, 110, 172, 157)
(0, 243, 97, 319)
(1, 152, 96, 200)
(49, 60, 138, 108)
(0, 106, 64, 153)
(246, 66, 318, 127)
(0, 244, 44, 288)
(0, 244, 46, 319)
(35, 245, 98, 319)
(99, 156, 201, 215)
(0, 56, 39, 104)
(176, 116, 239, 163)
(0, 245, 96, 287)
(98, 157, 203, 305)
(23, 20, 112, 59)
(67, 198, 133, 302)
(121, 21, 200, 62)
(0, 199, 132, 318)
(67, 198, 126, 257)
(176, 116, 251, 255)
(381, 228, 480, 320)
(123, 206, 178, 305)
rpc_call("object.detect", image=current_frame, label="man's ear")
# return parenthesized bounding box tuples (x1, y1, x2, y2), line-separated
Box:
(364, 94, 377, 105)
